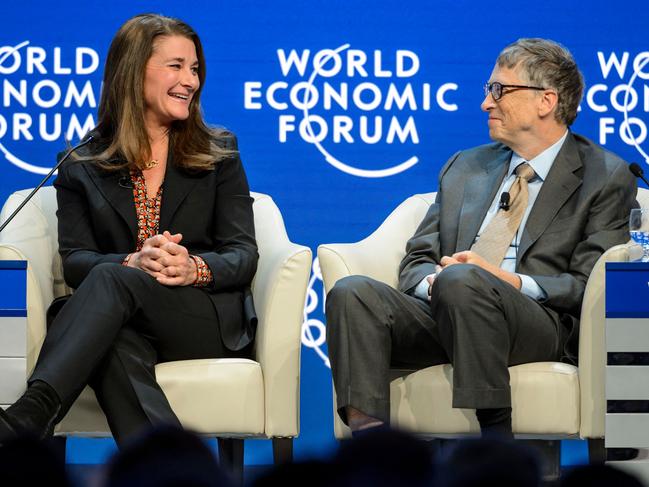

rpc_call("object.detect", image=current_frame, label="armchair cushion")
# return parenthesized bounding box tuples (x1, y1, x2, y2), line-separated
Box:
(390, 362, 579, 436)
(56, 358, 265, 436)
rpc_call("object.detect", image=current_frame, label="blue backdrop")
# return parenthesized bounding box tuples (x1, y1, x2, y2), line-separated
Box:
(2, 0, 647, 465)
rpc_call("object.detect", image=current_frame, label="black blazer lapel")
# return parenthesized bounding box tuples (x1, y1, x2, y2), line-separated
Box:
(517, 134, 583, 264)
(455, 150, 510, 252)
(159, 158, 202, 232)
(83, 163, 137, 245)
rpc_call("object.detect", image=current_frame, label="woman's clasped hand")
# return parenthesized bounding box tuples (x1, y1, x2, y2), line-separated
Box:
(127, 231, 198, 286)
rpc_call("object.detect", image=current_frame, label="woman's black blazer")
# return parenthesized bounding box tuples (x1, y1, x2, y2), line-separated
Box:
(53, 133, 259, 351)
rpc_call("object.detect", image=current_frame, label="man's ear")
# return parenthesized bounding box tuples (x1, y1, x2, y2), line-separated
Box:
(538, 90, 559, 118)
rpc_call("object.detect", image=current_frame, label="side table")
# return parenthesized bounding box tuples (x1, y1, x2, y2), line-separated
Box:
(606, 261, 649, 479)
(0, 260, 27, 410)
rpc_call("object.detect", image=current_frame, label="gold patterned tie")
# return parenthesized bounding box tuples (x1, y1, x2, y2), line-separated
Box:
(471, 163, 536, 266)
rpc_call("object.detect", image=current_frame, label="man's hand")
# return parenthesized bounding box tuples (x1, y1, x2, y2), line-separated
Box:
(438, 250, 522, 289)
(447, 251, 496, 273)
(426, 265, 443, 301)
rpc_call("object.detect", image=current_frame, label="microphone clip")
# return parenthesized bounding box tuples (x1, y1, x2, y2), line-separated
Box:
(118, 176, 133, 189)
(499, 191, 511, 211)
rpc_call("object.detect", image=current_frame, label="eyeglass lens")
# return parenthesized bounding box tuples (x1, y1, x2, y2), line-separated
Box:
(484, 82, 502, 100)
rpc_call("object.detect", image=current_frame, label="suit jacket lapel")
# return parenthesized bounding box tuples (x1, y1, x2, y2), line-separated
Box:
(455, 149, 510, 251)
(159, 156, 201, 232)
(83, 163, 137, 244)
(517, 133, 582, 264)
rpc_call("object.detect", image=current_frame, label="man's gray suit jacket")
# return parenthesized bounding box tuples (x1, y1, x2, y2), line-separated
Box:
(398, 132, 637, 362)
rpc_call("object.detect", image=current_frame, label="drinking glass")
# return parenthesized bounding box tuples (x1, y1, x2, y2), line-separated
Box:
(630, 208, 649, 262)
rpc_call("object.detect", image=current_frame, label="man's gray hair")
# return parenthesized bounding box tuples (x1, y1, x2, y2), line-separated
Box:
(497, 38, 584, 126)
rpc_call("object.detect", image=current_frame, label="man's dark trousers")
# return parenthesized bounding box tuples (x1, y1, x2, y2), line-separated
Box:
(326, 264, 563, 425)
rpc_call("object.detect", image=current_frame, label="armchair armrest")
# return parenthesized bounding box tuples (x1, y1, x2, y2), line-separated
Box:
(251, 194, 312, 437)
(578, 242, 641, 438)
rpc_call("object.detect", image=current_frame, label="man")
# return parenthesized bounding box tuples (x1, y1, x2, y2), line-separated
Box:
(326, 38, 637, 438)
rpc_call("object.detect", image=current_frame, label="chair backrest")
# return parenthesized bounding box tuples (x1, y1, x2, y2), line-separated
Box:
(361, 192, 436, 288)
(321, 192, 437, 290)
(637, 187, 649, 207)
(0, 186, 281, 301)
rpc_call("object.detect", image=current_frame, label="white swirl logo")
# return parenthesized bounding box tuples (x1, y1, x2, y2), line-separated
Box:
(586, 51, 649, 163)
(243, 44, 459, 178)
(622, 56, 649, 164)
(0, 41, 100, 174)
(299, 44, 419, 178)
(301, 257, 330, 368)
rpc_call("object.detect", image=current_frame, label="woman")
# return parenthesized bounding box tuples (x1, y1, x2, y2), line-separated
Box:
(0, 14, 258, 445)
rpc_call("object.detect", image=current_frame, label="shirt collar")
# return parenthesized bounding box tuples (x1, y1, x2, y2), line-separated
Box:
(509, 130, 569, 182)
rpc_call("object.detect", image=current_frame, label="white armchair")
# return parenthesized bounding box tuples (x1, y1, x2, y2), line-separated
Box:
(318, 189, 649, 461)
(0, 186, 312, 481)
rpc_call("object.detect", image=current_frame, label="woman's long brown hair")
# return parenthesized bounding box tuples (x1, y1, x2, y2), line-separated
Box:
(82, 14, 233, 171)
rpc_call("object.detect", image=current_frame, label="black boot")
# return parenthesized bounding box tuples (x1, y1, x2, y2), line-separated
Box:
(0, 380, 61, 443)
(476, 407, 514, 440)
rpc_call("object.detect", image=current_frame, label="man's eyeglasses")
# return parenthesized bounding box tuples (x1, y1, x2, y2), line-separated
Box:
(484, 81, 546, 101)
